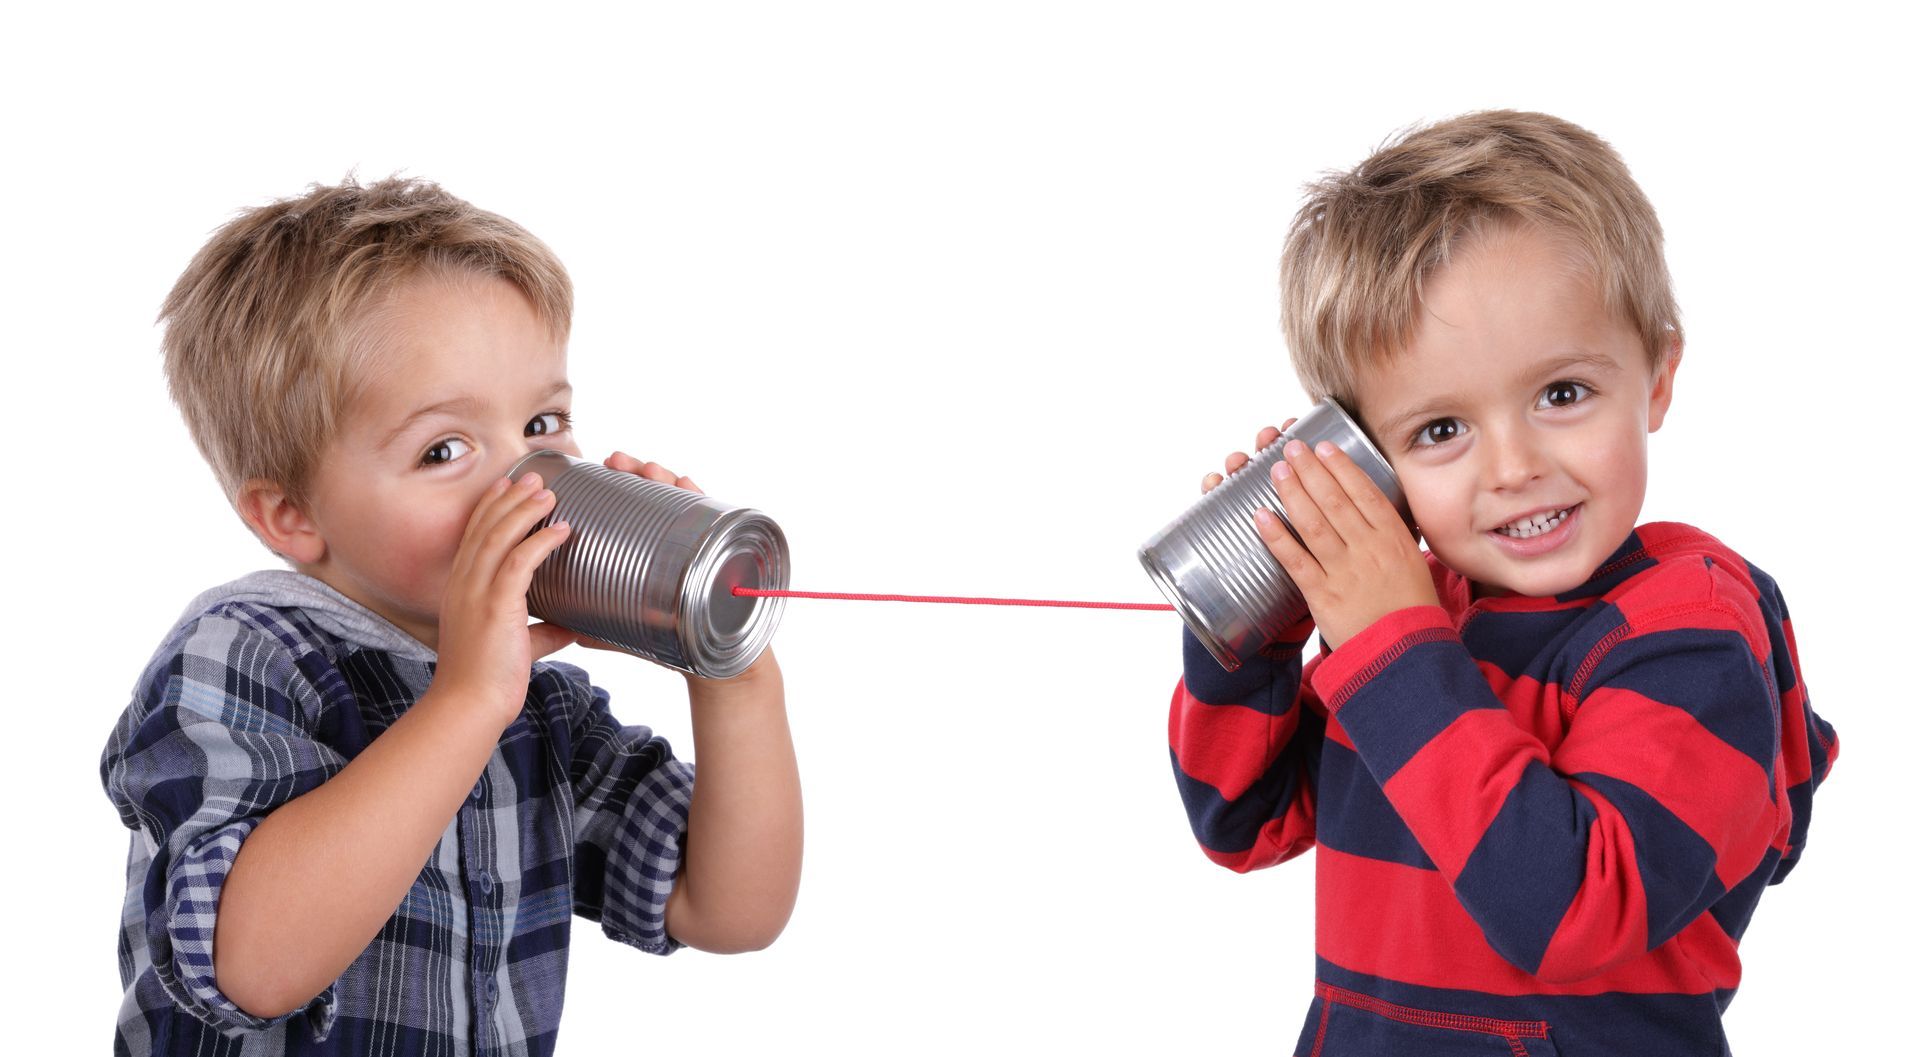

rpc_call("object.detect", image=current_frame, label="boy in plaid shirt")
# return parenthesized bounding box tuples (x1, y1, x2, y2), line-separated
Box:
(102, 177, 802, 1055)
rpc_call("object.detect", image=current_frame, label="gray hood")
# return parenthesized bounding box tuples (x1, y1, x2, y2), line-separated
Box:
(176, 570, 437, 664)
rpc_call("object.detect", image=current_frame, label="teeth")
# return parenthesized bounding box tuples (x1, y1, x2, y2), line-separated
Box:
(1495, 507, 1571, 538)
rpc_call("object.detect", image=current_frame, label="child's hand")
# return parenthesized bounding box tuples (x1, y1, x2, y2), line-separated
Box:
(1254, 439, 1437, 650)
(432, 471, 577, 723)
(1201, 418, 1295, 494)
(603, 451, 701, 494)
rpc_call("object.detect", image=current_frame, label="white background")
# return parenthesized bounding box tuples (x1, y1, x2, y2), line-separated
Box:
(3, 2, 1911, 1052)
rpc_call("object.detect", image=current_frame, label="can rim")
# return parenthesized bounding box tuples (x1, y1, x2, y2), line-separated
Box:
(677, 507, 789, 679)
(1138, 545, 1243, 673)
(1319, 399, 1394, 477)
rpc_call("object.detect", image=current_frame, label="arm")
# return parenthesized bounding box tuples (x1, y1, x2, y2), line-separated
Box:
(214, 472, 577, 1017)
(212, 684, 522, 1016)
(667, 650, 802, 951)
(1169, 421, 1322, 871)
(1170, 623, 1325, 871)
(102, 611, 347, 1036)
(1311, 587, 1782, 981)
(594, 453, 803, 953)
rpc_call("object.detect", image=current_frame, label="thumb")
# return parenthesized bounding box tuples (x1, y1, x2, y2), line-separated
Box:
(527, 622, 579, 661)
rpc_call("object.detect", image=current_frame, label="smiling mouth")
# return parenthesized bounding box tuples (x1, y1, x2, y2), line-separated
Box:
(1493, 505, 1577, 539)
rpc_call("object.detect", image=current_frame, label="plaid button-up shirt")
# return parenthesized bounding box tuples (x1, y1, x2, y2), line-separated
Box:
(102, 572, 694, 1056)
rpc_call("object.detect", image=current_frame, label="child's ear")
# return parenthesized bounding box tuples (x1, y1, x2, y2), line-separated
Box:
(1647, 336, 1683, 433)
(236, 479, 326, 565)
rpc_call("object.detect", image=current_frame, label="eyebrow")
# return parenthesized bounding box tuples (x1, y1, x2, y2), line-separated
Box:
(1372, 351, 1623, 444)
(1527, 350, 1623, 384)
(378, 380, 573, 452)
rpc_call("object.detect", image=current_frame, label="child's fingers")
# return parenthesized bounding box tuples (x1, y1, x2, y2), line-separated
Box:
(1253, 507, 1321, 586)
(1281, 441, 1367, 543)
(1314, 442, 1400, 531)
(637, 461, 678, 485)
(497, 520, 571, 597)
(1254, 424, 1285, 452)
(447, 475, 525, 588)
(1272, 449, 1348, 554)
(674, 474, 703, 494)
(1201, 471, 1224, 494)
(463, 477, 560, 591)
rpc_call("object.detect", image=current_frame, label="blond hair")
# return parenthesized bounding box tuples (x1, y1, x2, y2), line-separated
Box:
(160, 175, 572, 512)
(1281, 110, 1681, 404)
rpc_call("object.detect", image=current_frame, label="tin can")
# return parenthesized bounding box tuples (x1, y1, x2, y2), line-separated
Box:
(1138, 398, 1415, 672)
(508, 450, 789, 679)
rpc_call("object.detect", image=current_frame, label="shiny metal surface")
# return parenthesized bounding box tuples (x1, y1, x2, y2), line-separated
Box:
(1138, 398, 1415, 672)
(509, 451, 788, 679)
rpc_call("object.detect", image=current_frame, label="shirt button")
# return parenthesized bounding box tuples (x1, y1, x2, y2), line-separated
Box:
(477, 870, 493, 894)
(470, 783, 484, 801)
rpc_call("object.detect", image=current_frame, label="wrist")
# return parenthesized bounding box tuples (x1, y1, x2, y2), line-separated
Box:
(418, 677, 525, 733)
(684, 648, 783, 705)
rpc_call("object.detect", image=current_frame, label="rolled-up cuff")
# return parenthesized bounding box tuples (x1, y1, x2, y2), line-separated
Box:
(598, 758, 696, 955)
(158, 818, 338, 1040)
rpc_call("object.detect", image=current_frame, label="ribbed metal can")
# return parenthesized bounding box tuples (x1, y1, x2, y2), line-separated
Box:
(509, 450, 789, 679)
(1138, 398, 1415, 672)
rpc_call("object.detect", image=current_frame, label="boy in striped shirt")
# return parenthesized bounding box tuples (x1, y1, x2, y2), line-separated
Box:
(1170, 111, 1836, 1055)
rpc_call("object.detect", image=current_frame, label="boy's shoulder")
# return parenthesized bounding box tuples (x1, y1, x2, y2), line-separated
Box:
(110, 575, 405, 757)
(1594, 522, 1786, 647)
(166, 570, 436, 662)
(125, 572, 427, 713)
(126, 571, 607, 731)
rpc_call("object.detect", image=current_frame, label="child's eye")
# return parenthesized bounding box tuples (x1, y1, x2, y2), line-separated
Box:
(421, 437, 473, 467)
(1411, 418, 1462, 448)
(526, 410, 573, 438)
(1538, 380, 1593, 409)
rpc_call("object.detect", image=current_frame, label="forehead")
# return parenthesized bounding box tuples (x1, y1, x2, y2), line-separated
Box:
(1354, 225, 1639, 420)
(345, 273, 569, 423)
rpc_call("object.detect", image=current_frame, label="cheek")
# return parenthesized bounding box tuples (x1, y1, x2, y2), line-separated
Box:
(1567, 427, 1648, 494)
(382, 499, 480, 582)
(1397, 466, 1470, 538)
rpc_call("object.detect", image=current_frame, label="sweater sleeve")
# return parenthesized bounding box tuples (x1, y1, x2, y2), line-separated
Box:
(1308, 559, 1794, 982)
(99, 608, 343, 1039)
(1168, 618, 1325, 872)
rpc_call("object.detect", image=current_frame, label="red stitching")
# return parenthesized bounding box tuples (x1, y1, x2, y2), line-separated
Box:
(1314, 981, 1549, 1040)
(1565, 621, 1632, 716)
(1325, 627, 1456, 713)
(1590, 546, 1651, 581)
(1309, 996, 1331, 1057)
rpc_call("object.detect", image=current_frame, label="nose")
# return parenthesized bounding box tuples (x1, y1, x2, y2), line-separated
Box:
(1483, 422, 1547, 492)
(500, 438, 584, 482)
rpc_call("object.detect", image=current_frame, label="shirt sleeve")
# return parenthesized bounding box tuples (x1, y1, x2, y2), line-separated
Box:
(560, 670, 696, 955)
(100, 608, 344, 1039)
(1168, 616, 1325, 872)
(1307, 558, 1798, 982)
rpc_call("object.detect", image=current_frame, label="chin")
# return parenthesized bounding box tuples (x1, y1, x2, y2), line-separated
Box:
(1448, 551, 1589, 599)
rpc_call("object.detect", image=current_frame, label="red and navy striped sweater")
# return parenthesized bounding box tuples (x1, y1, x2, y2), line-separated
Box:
(1169, 523, 1836, 1056)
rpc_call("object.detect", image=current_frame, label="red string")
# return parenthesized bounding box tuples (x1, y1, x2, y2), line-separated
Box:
(732, 586, 1173, 612)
